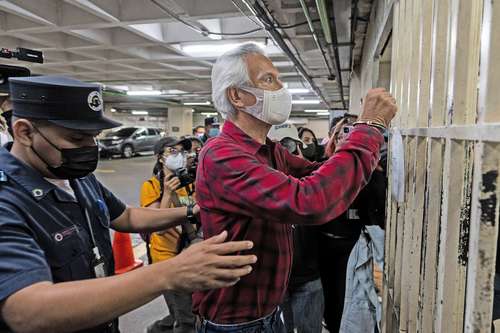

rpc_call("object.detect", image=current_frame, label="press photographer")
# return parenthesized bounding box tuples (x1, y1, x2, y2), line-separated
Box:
(140, 136, 201, 333)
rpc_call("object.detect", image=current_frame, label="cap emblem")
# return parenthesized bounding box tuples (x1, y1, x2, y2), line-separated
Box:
(87, 91, 103, 112)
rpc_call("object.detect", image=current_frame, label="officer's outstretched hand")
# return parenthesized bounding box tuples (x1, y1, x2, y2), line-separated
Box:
(166, 231, 256, 291)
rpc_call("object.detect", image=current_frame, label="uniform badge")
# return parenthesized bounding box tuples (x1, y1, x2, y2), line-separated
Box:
(87, 91, 103, 112)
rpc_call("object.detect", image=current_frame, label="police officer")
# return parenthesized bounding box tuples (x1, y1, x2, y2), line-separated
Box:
(200, 116, 220, 143)
(0, 76, 257, 333)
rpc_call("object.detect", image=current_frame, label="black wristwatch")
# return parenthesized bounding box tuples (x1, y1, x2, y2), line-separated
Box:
(186, 204, 198, 225)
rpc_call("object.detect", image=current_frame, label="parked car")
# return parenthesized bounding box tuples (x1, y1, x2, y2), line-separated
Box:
(98, 127, 164, 158)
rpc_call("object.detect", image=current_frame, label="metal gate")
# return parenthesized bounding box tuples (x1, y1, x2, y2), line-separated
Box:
(382, 0, 500, 332)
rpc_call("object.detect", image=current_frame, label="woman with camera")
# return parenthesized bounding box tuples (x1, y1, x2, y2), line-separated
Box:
(140, 136, 201, 333)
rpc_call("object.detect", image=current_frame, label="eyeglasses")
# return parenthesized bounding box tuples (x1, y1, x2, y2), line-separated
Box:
(164, 147, 185, 155)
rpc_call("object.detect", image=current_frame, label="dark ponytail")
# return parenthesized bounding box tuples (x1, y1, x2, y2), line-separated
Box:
(153, 143, 168, 199)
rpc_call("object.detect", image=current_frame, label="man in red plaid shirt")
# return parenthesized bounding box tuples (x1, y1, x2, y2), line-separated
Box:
(193, 43, 397, 333)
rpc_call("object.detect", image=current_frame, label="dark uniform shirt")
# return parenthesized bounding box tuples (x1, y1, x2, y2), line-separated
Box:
(0, 146, 126, 333)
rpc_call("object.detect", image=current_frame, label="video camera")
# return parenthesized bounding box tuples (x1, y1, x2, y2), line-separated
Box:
(0, 47, 43, 64)
(1, 47, 41, 96)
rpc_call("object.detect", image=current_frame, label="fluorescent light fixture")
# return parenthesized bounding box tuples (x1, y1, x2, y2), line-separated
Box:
(132, 111, 148, 115)
(273, 61, 294, 67)
(178, 41, 282, 58)
(181, 42, 264, 57)
(316, 112, 330, 116)
(292, 100, 321, 105)
(183, 101, 211, 106)
(201, 112, 218, 116)
(304, 109, 328, 113)
(165, 89, 187, 94)
(288, 88, 310, 94)
(108, 85, 129, 91)
(127, 90, 162, 96)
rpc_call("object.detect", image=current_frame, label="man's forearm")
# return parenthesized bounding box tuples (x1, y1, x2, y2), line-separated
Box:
(2, 261, 175, 333)
(112, 206, 188, 233)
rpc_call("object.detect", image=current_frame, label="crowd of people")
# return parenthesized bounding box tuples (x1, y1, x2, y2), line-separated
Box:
(0, 43, 396, 333)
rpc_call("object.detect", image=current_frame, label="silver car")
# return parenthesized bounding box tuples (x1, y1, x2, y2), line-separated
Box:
(98, 127, 164, 158)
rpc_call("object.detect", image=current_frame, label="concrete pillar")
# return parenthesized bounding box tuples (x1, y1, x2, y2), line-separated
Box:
(168, 107, 193, 137)
(349, 69, 363, 115)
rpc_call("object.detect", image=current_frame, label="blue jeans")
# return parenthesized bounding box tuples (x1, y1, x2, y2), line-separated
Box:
(196, 309, 285, 333)
(282, 279, 324, 333)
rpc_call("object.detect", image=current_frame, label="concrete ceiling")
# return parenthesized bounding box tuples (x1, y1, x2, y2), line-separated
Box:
(0, 0, 373, 118)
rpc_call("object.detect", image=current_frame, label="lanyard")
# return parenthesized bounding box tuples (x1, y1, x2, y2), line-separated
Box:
(83, 207, 102, 260)
(70, 179, 103, 262)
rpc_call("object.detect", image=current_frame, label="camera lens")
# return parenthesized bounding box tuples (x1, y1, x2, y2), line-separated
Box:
(280, 138, 297, 154)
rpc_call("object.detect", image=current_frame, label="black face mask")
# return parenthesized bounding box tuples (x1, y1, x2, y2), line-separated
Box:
(301, 143, 316, 160)
(31, 127, 99, 179)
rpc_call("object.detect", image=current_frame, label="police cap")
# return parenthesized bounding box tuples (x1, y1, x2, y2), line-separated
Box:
(154, 137, 192, 155)
(9, 75, 121, 130)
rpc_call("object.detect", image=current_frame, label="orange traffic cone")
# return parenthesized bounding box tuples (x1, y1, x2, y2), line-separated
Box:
(112, 231, 143, 274)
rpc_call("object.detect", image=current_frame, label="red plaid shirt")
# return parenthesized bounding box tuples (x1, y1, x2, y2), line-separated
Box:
(193, 120, 383, 323)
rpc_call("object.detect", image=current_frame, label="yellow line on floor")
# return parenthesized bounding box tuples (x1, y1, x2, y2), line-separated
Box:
(95, 169, 116, 173)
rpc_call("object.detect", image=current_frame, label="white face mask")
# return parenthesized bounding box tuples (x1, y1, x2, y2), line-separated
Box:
(163, 153, 186, 171)
(239, 86, 292, 125)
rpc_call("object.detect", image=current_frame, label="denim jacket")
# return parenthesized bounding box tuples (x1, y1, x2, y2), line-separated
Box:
(340, 226, 385, 333)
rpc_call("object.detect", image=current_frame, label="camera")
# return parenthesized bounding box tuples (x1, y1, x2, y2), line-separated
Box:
(0, 48, 43, 63)
(174, 167, 196, 188)
(173, 150, 199, 188)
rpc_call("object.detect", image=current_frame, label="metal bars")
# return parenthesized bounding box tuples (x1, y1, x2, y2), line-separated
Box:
(381, 0, 500, 332)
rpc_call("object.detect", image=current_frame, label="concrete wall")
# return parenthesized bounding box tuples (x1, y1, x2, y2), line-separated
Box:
(288, 118, 329, 139)
(193, 113, 207, 128)
(103, 105, 197, 137)
(306, 119, 329, 140)
(103, 105, 168, 130)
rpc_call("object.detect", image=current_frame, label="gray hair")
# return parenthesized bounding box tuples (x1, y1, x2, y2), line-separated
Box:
(211, 43, 266, 119)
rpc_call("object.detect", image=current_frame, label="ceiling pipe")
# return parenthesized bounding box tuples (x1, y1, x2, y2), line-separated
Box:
(349, 0, 359, 72)
(316, 0, 347, 109)
(238, 0, 331, 107)
(297, 0, 335, 78)
(315, 0, 332, 44)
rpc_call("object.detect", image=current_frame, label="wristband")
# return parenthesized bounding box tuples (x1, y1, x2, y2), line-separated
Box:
(186, 204, 198, 225)
(353, 120, 387, 132)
